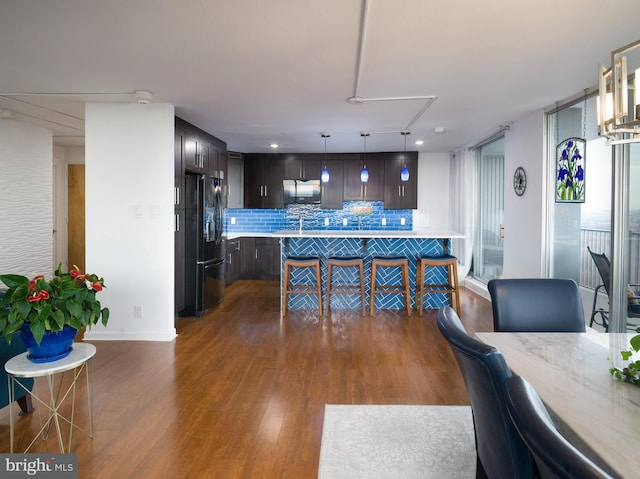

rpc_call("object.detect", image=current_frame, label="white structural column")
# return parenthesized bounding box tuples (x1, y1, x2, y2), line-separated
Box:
(84, 103, 177, 341)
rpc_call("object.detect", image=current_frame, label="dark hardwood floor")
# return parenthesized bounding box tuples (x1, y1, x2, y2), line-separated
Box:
(0, 280, 493, 478)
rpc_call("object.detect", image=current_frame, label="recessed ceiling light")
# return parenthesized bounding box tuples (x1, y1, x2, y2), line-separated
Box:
(270, 143, 279, 148)
(435, 126, 445, 134)
(414, 140, 424, 145)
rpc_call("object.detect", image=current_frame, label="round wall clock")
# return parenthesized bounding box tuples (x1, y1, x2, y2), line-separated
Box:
(513, 166, 526, 196)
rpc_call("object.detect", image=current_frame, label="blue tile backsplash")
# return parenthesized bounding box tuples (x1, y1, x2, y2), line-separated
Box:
(225, 201, 413, 233)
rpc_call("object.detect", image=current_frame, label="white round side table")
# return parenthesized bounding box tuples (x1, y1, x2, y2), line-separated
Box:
(5, 342, 96, 453)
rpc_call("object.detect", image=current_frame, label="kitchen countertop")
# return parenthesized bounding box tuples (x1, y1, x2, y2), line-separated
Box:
(272, 229, 464, 239)
(225, 232, 276, 240)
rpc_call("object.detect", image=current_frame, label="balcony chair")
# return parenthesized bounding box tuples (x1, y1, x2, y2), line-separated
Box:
(487, 278, 586, 332)
(504, 375, 613, 479)
(437, 306, 536, 478)
(587, 246, 640, 332)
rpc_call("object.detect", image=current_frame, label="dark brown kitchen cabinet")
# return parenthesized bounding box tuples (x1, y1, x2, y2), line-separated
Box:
(343, 154, 384, 201)
(239, 237, 280, 280)
(283, 155, 322, 180)
(226, 238, 241, 285)
(384, 152, 418, 209)
(210, 140, 227, 179)
(175, 127, 186, 208)
(244, 154, 284, 209)
(177, 117, 227, 179)
(320, 158, 344, 209)
(239, 237, 255, 277)
(174, 127, 186, 313)
(174, 209, 186, 313)
(184, 134, 211, 174)
(255, 237, 281, 279)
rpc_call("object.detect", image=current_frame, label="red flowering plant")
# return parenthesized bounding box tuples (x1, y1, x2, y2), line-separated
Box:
(0, 263, 109, 345)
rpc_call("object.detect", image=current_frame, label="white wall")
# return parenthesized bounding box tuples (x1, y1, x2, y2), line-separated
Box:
(0, 120, 53, 277)
(83, 103, 176, 341)
(415, 152, 451, 229)
(503, 109, 546, 277)
(65, 146, 85, 165)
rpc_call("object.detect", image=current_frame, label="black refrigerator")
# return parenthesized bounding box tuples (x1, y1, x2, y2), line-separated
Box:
(181, 173, 226, 317)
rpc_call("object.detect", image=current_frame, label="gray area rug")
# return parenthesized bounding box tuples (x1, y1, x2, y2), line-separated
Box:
(318, 405, 476, 479)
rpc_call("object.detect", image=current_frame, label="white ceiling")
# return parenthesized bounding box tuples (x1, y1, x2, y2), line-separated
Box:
(1, 0, 639, 154)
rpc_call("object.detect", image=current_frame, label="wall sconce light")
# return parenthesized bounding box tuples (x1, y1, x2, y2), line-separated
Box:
(321, 133, 330, 183)
(598, 39, 640, 144)
(360, 132, 369, 182)
(400, 130, 410, 181)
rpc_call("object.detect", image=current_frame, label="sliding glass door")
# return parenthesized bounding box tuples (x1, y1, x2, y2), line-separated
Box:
(545, 95, 640, 331)
(473, 137, 504, 282)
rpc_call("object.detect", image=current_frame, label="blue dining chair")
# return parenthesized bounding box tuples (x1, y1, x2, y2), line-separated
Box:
(488, 278, 586, 332)
(437, 306, 536, 478)
(504, 375, 613, 479)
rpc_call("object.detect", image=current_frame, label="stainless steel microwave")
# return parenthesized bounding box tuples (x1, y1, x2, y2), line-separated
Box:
(283, 179, 321, 205)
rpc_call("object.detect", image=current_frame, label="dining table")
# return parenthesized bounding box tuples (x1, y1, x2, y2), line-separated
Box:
(476, 329, 640, 479)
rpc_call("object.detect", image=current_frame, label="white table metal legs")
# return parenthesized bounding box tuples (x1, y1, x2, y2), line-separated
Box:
(5, 342, 96, 453)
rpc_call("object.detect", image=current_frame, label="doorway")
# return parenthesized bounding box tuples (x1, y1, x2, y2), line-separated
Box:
(68, 164, 85, 272)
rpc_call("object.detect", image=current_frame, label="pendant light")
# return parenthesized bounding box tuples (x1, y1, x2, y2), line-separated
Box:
(597, 39, 640, 144)
(360, 132, 370, 182)
(400, 130, 410, 181)
(321, 133, 330, 183)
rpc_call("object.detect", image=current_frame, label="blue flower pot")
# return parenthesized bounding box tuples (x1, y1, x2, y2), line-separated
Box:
(21, 324, 78, 363)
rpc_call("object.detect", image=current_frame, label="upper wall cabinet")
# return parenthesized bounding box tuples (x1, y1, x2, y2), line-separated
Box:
(176, 117, 227, 179)
(240, 151, 417, 209)
(283, 155, 322, 180)
(384, 152, 418, 209)
(184, 134, 210, 174)
(343, 154, 384, 201)
(320, 158, 343, 209)
(244, 154, 284, 209)
(227, 151, 244, 208)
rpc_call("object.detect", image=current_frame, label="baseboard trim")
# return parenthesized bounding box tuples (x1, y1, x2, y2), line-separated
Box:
(463, 277, 490, 301)
(83, 329, 177, 342)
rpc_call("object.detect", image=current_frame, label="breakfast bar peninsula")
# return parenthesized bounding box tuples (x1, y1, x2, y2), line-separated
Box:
(272, 230, 464, 312)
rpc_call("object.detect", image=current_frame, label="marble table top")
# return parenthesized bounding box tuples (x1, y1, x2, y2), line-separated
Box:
(5, 342, 96, 378)
(476, 331, 640, 479)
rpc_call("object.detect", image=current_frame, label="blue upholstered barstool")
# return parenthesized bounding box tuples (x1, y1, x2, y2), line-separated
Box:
(369, 256, 411, 316)
(326, 256, 366, 314)
(283, 256, 323, 315)
(416, 254, 460, 315)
